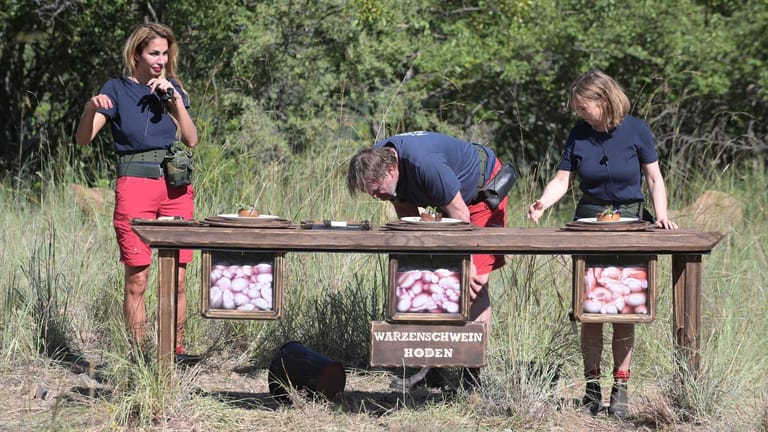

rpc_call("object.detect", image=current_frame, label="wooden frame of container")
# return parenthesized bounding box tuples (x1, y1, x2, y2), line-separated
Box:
(573, 254, 657, 323)
(387, 254, 471, 323)
(201, 249, 284, 319)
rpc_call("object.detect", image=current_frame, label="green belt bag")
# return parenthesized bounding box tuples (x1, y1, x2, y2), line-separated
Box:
(163, 143, 193, 187)
(116, 146, 193, 187)
(116, 163, 163, 178)
(117, 149, 167, 164)
(117, 149, 167, 178)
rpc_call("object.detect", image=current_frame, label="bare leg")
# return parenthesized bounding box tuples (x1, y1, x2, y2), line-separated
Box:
(466, 273, 492, 391)
(176, 264, 187, 349)
(469, 273, 491, 334)
(124, 264, 150, 348)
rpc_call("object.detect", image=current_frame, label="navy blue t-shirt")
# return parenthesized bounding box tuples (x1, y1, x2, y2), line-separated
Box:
(97, 77, 190, 154)
(558, 116, 658, 203)
(373, 131, 496, 207)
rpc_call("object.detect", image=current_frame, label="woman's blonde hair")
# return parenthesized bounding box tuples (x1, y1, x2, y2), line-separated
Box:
(569, 70, 630, 131)
(122, 23, 180, 82)
(122, 23, 187, 138)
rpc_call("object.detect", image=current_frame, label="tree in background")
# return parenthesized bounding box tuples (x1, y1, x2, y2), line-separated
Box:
(0, 0, 765, 180)
(0, 0, 246, 177)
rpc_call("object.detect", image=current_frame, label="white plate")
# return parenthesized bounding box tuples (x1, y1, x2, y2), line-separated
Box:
(217, 213, 281, 220)
(576, 217, 640, 224)
(400, 216, 465, 224)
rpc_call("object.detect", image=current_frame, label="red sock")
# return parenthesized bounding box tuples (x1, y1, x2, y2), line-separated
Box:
(613, 369, 630, 382)
(175, 345, 184, 355)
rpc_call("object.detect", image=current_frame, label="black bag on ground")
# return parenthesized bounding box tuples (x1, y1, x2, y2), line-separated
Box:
(478, 162, 518, 210)
(163, 143, 193, 187)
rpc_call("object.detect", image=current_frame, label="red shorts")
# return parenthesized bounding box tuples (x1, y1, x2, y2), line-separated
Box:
(469, 159, 508, 275)
(113, 176, 194, 266)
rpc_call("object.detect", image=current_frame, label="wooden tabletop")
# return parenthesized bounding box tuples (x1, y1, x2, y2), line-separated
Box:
(132, 225, 725, 255)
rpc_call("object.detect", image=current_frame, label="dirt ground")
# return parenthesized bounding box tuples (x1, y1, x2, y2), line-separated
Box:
(0, 348, 713, 432)
(0, 349, 464, 432)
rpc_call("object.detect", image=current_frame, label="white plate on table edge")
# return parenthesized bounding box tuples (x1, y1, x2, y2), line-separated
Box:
(575, 217, 640, 224)
(400, 216, 465, 224)
(217, 213, 281, 220)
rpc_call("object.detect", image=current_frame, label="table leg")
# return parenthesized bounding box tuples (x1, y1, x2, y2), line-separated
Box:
(157, 248, 179, 370)
(672, 254, 702, 378)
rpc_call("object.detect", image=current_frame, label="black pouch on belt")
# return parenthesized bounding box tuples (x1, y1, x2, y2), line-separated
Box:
(163, 143, 193, 187)
(477, 163, 518, 210)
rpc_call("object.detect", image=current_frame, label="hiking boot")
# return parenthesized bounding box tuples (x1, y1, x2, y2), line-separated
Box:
(175, 352, 202, 367)
(608, 382, 629, 420)
(581, 381, 602, 415)
(174, 346, 202, 367)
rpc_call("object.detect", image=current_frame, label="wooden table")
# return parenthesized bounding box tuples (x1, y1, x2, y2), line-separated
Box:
(132, 225, 724, 375)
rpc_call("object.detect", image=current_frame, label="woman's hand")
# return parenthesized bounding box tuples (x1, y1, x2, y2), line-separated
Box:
(147, 78, 179, 104)
(654, 217, 678, 230)
(87, 94, 113, 110)
(76, 94, 111, 145)
(527, 170, 572, 224)
(642, 162, 678, 230)
(147, 78, 172, 95)
(146, 78, 198, 147)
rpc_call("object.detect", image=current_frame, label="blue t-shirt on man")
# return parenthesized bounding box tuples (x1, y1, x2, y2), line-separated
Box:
(373, 131, 496, 207)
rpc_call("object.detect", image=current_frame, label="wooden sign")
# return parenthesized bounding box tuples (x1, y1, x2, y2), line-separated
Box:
(369, 321, 487, 367)
(572, 254, 657, 323)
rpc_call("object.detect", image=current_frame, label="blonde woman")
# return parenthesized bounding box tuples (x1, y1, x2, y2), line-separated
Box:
(528, 70, 677, 418)
(76, 23, 198, 361)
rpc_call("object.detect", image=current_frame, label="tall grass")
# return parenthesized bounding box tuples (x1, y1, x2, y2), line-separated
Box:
(0, 118, 766, 431)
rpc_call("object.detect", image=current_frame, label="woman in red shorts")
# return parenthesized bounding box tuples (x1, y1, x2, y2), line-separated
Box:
(75, 23, 197, 359)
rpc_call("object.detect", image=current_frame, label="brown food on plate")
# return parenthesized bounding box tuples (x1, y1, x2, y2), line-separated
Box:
(419, 212, 443, 222)
(238, 208, 261, 217)
(596, 209, 621, 221)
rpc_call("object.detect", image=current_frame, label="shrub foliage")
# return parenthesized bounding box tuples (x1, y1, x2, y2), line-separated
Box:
(1, 0, 766, 179)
